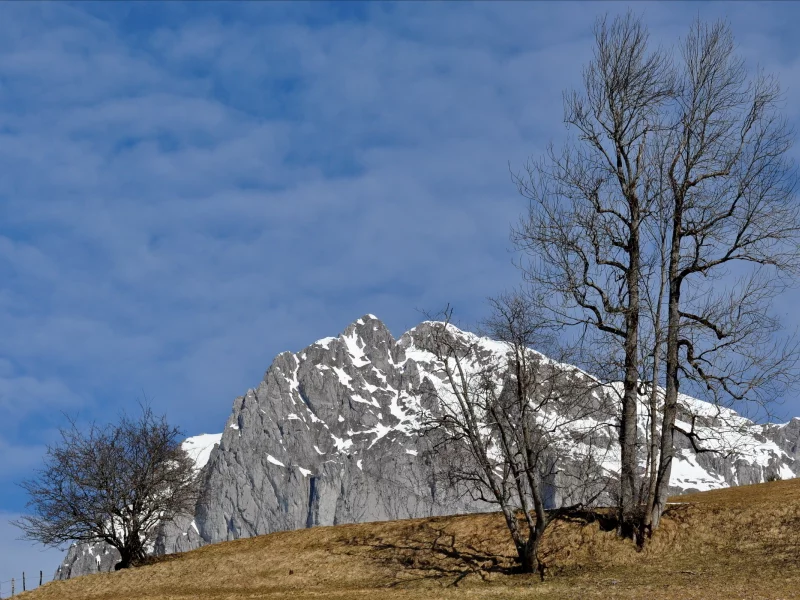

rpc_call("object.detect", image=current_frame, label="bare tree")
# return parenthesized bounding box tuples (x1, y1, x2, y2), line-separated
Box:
(512, 12, 799, 540)
(511, 11, 674, 536)
(15, 406, 199, 570)
(416, 296, 610, 575)
(649, 18, 800, 530)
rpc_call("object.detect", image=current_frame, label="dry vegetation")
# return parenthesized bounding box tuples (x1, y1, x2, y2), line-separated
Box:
(18, 478, 800, 600)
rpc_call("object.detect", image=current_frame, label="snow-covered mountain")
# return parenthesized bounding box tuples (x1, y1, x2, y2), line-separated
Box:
(56, 315, 800, 578)
(182, 433, 223, 472)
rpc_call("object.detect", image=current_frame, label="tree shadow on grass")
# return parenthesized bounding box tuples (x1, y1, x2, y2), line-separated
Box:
(135, 552, 184, 568)
(555, 508, 619, 532)
(336, 510, 619, 588)
(338, 521, 517, 588)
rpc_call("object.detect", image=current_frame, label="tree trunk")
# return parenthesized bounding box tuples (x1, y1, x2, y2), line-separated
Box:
(650, 324, 678, 527)
(115, 539, 146, 571)
(115, 550, 133, 571)
(650, 205, 683, 530)
(641, 376, 661, 541)
(619, 208, 641, 538)
(516, 535, 540, 575)
(642, 247, 667, 543)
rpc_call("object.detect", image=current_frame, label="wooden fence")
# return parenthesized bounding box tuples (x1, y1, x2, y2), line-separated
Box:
(0, 571, 44, 597)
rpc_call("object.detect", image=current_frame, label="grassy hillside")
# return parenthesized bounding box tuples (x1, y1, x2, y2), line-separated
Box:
(18, 478, 800, 600)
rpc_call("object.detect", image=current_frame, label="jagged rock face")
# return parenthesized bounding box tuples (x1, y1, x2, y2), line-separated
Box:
(765, 417, 800, 459)
(55, 543, 119, 579)
(195, 316, 478, 544)
(666, 399, 799, 493)
(56, 315, 800, 579)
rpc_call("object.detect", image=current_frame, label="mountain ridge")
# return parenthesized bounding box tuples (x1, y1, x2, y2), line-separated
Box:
(55, 314, 800, 579)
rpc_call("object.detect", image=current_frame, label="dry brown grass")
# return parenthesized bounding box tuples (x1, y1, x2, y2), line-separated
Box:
(19, 478, 800, 600)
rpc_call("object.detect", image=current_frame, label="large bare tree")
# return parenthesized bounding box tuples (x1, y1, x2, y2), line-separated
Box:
(513, 12, 799, 540)
(648, 18, 800, 530)
(417, 296, 610, 575)
(15, 406, 199, 570)
(511, 12, 674, 536)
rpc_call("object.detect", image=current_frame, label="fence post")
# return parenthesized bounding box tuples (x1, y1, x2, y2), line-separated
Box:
(22, 573, 25, 592)
(40, 570, 43, 587)
(11, 577, 14, 596)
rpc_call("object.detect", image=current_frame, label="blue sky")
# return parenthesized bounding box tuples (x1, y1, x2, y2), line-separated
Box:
(1, 1, 800, 586)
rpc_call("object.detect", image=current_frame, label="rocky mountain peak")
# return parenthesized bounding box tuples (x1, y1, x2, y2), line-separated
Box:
(56, 315, 800, 580)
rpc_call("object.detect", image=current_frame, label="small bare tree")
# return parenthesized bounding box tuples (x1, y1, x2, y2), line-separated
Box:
(416, 296, 611, 575)
(15, 406, 199, 570)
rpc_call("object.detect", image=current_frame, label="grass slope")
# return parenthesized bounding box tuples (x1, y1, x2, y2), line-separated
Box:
(19, 479, 800, 600)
